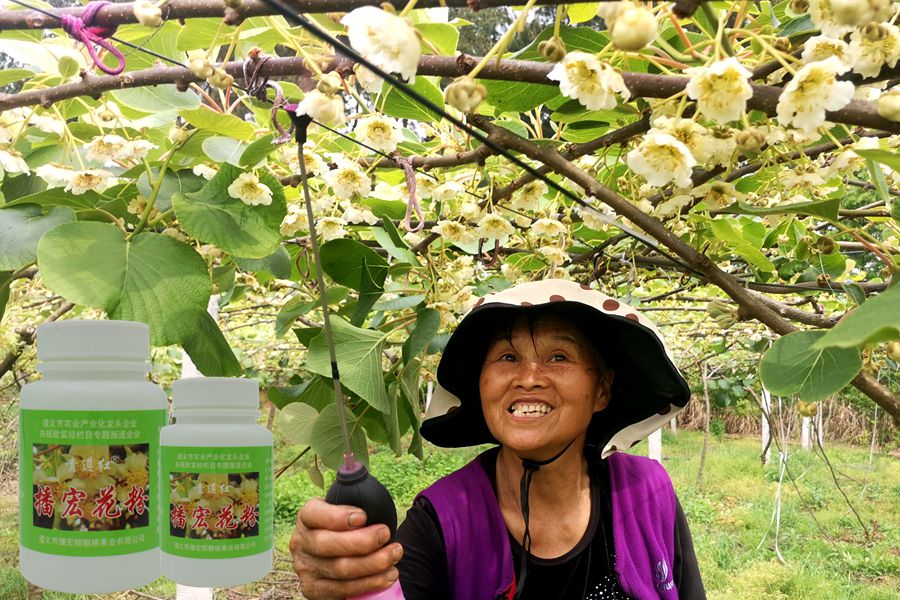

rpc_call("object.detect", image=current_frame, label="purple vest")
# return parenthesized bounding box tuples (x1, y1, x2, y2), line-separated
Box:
(417, 451, 678, 600)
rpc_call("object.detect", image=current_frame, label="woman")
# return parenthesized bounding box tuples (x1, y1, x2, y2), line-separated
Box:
(290, 279, 705, 599)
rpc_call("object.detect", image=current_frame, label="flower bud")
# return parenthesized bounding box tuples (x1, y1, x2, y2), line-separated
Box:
(610, 4, 657, 52)
(830, 0, 869, 25)
(187, 50, 215, 80)
(771, 37, 792, 52)
(207, 67, 234, 90)
(444, 76, 488, 113)
(735, 128, 767, 153)
(168, 127, 188, 145)
(797, 400, 818, 417)
(887, 341, 900, 362)
(538, 37, 567, 62)
(861, 22, 890, 42)
(876, 90, 900, 122)
(815, 236, 836, 254)
(317, 72, 343, 96)
(133, 0, 162, 28)
(787, 0, 809, 15)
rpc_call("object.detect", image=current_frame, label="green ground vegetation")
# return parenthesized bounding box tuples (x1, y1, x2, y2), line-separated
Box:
(0, 430, 897, 599)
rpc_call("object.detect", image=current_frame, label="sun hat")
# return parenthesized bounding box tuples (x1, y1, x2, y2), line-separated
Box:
(420, 279, 691, 457)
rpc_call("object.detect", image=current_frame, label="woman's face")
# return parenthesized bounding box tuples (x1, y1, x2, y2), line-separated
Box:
(479, 314, 612, 460)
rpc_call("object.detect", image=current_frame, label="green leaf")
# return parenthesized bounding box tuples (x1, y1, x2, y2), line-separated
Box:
(0, 271, 10, 324)
(172, 164, 287, 259)
(709, 218, 775, 272)
(235, 246, 292, 279)
(182, 311, 242, 377)
(201, 136, 248, 166)
(376, 76, 444, 123)
(760, 331, 863, 401)
(415, 23, 459, 55)
(402, 307, 441, 364)
(276, 286, 350, 338)
(0, 69, 35, 87)
(136, 168, 205, 212)
(240, 135, 284, 167)
(111, 85, 201, 112)
(36, 222, 210, 346)
(841, 283, 867, 308)
(372, 224, 419, 265)
(812, 285, 900, 348)
(294, 326, 322, 348)
(779, 14, 816, 38)
(720, 199, 839, 221)
(268, 376, 335, 411)
(855, 149, 900, 172)
(306, 318, 390, 413)
(372, 294, 425, 311)
(180, 107, 257, 141)
(310, 404, 369, 470)
(278, 402, 319, 445)
(567, 3, 599, 23)
(320, 239, 388, 290)
(350, 258, 385, 327)
(0, 205, 76, 271)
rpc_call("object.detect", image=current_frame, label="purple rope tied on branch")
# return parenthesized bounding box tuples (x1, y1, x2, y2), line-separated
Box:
(395, 157, 424, 232)
(60, 1, 125, 75)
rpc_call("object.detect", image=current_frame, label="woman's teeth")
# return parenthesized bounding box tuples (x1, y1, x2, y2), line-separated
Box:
(509, 403, 552, 417)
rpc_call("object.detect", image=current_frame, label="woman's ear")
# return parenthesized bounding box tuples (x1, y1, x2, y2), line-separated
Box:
(593, 370, 615, 411)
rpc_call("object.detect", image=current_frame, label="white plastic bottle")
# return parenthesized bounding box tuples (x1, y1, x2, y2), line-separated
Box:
(18, 320, 166, 593)
(160, 377, 273, 587)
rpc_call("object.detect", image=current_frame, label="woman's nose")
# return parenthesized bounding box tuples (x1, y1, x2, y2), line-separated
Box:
(513, 360, 549, 387)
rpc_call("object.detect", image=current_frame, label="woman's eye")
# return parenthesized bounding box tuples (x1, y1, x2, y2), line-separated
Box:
(550, 353, 567, 362)
(500, 353, 517, 361)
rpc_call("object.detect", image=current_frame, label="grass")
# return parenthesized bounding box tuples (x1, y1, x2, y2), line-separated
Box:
(1, 430, 898, 599)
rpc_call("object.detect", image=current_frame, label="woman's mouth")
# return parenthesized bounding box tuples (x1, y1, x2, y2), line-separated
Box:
(508, 402, 554, 418)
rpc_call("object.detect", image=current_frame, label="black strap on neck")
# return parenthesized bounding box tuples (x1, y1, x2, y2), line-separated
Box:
(513, 438, 577, 600)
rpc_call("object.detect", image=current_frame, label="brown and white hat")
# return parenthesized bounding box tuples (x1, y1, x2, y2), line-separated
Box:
(420, 279, 691, 457)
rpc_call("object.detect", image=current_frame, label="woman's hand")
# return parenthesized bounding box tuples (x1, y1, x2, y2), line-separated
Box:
(289, 497, 404, 600)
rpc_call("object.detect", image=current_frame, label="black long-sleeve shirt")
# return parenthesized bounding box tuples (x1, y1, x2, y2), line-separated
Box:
(395, 451, 706, 600)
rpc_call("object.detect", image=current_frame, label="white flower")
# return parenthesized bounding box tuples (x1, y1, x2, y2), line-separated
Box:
(316, 216, 346, 241)
(596, 1, 626, 26)
(355, 114, 402, 153)
(459, 201, 482, 222)
(284, 143, 327, 176)
(654, 193, 693, 218)
(342, 7, 421, 81)
(626, 131, 696, 188)
(530, 218, 567, 239)
(125, 139, 157, 162)
(30, 113, 65, 136)
(0, 148, 30, 175)
(127, 196, 147, 215)
(187, 50, 215, 80)
(84, 134, 128, 166)
(355, 66, 384, 94)
(294, 90, 346, 125)
(280, 203, 308, 236)
(193, 164, 217, 180)
(808, 0, 855, 38)
(848, 24, 900, 78)
(575, 202, 614, 231)
(610, 3, 656, 52)
(829, 0, 894, 27)
(133, 0, 162, 28)
(547, 51, 630, 111)
(35, 163, 75, 187)
(476, 213, 515, 239)
(324, 161, 370, 200)
(512, 180, 547, 212)
(685, 57, 754, 123)
(801, 35, 850, 64)
(432, 180, 465, 204)
(414, 174, 437, 199)
(227, 172, 273, 206)
(340, 201, 379, 225)
(539, 246, 570, 265)
(65, 169, 114, 195)
(431, 220, 475, 245)
(776, 57, 855, 134)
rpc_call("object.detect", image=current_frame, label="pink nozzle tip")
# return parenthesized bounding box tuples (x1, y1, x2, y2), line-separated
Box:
(350, 582, 404, 600)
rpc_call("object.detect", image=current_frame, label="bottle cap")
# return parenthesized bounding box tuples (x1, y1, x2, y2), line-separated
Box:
(37, 320, 150, 363)
(172, 377, 260, 411)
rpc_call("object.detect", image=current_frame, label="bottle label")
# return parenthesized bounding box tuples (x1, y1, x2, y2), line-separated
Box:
(160, 445, 273, 559)
(19, 409, 166, 556)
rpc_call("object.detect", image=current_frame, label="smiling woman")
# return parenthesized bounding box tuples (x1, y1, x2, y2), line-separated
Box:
(291, 279, 705, 600)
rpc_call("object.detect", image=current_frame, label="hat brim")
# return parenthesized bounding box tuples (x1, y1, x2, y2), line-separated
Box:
(421, 300, 691, 451)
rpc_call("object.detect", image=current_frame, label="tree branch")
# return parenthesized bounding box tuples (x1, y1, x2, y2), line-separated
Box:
(468, 114, 900, 422)
(3, 56, 899, 134)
